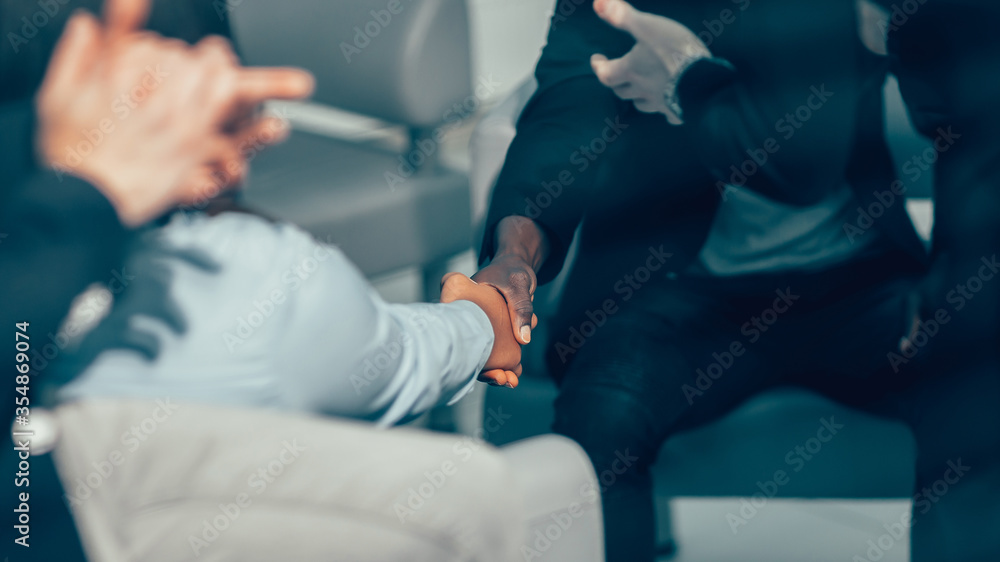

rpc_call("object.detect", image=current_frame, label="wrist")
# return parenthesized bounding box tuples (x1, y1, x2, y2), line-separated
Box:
(493, 216, 549, 272)
(67, 161, 153, 227)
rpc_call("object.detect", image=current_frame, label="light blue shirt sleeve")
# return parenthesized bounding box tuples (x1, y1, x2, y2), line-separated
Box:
(58, 212, 494, 426)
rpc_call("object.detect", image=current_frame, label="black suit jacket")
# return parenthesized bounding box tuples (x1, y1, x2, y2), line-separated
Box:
(479, 0, 928, 369)
(0, 3, 236, 557)
(0, 99, 124, 562)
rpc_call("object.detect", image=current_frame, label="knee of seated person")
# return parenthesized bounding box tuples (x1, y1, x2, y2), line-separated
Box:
(553, 387, 657, 480)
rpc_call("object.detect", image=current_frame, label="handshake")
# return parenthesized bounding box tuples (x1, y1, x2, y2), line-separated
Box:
(440, 273, 535, 389)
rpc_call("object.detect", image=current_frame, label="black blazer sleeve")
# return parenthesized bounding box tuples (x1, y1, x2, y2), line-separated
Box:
(1, 99, 132, 403)
(676, 0, 865, 207)
(479, 3, 636, 284)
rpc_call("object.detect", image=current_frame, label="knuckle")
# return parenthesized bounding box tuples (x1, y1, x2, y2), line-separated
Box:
(507, 270, 534, 293)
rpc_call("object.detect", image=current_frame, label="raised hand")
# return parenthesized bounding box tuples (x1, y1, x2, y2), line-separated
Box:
(34, 0, 315, 227)
(590, 0, 711, 124)
(440, 273, 530, 388)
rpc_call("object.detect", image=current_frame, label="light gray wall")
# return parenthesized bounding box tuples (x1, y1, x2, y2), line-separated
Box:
(468, 0, 555, 100)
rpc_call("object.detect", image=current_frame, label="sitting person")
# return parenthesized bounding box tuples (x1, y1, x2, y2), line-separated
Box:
(473, 0, 998, 559)
(3, 2, 602, 561)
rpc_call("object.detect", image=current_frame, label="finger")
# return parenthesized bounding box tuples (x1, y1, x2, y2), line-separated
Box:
(504, 371, 518, 389)
(590, 53, 632, 88)
(593, 0, 638, 32)
(593, 0, 665, 47)
(235, 68, 315, 105)
(663, 108, 684, 125)
(103, 0, 152, 43)
(633, 98, 667, 114)
(232, 116, 292, 151)
(440, 273, 475, 303)
(479, 369, 508, 387)
(46, 11, 103, 92)
(611, 83, 640, 101)
(513, 363, 523, 377)
(496, 288, 534, 345)
(190, 139, 245, 194)
(195, 35, 240, 66)
(441, 272, 465, 287)
(177, 162, 240, 206)
(531, 314, 538, 330)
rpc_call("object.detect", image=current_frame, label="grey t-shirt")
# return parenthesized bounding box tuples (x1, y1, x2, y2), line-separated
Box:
(696, 184, 877, 276)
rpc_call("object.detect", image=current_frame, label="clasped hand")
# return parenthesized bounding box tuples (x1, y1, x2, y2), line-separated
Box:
(440, 273, 536, 389)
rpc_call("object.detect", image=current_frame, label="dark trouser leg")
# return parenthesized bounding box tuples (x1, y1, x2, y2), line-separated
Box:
(551, 286, 774, 562)
(892, 361, 1000, 562)
(552, 250, 921, 562)
(784, 265, 1000, 561)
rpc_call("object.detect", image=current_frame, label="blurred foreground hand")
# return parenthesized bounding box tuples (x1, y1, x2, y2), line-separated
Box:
(590, 0, 711, 124)
(34, 0, 315, 226)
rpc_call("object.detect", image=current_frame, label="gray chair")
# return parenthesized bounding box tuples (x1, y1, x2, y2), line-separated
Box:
(470, 77, 931, 555)
(229, 0, 474, 284)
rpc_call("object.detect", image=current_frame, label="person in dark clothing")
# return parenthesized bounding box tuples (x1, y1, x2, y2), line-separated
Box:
(473, 0, 999, 560)
(0, 1, 313, 559)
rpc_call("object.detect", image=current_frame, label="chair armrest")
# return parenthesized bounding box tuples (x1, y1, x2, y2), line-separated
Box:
(499, 434, 605, 562)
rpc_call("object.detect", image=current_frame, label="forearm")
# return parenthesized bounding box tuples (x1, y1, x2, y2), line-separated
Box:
(493, 216, 550, 273)
(256, 234, 495, 425)
(361, 301, 494, 426)
(481, 77, 623, 282)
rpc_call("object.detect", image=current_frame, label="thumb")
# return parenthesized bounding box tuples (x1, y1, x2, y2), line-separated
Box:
(440, 272, 474, 303)
(501, 288, 535, 345)
(593, 0, 638, 33)
(103, 0, 151, 43)
(593, 0, 674, 50)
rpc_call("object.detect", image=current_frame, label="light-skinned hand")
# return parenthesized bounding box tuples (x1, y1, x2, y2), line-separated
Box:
(441, 272, 536, 389)
(35, 0, 315, 226)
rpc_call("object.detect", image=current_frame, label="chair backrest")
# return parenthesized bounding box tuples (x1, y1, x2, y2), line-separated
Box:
(229, 0, 472, 128)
